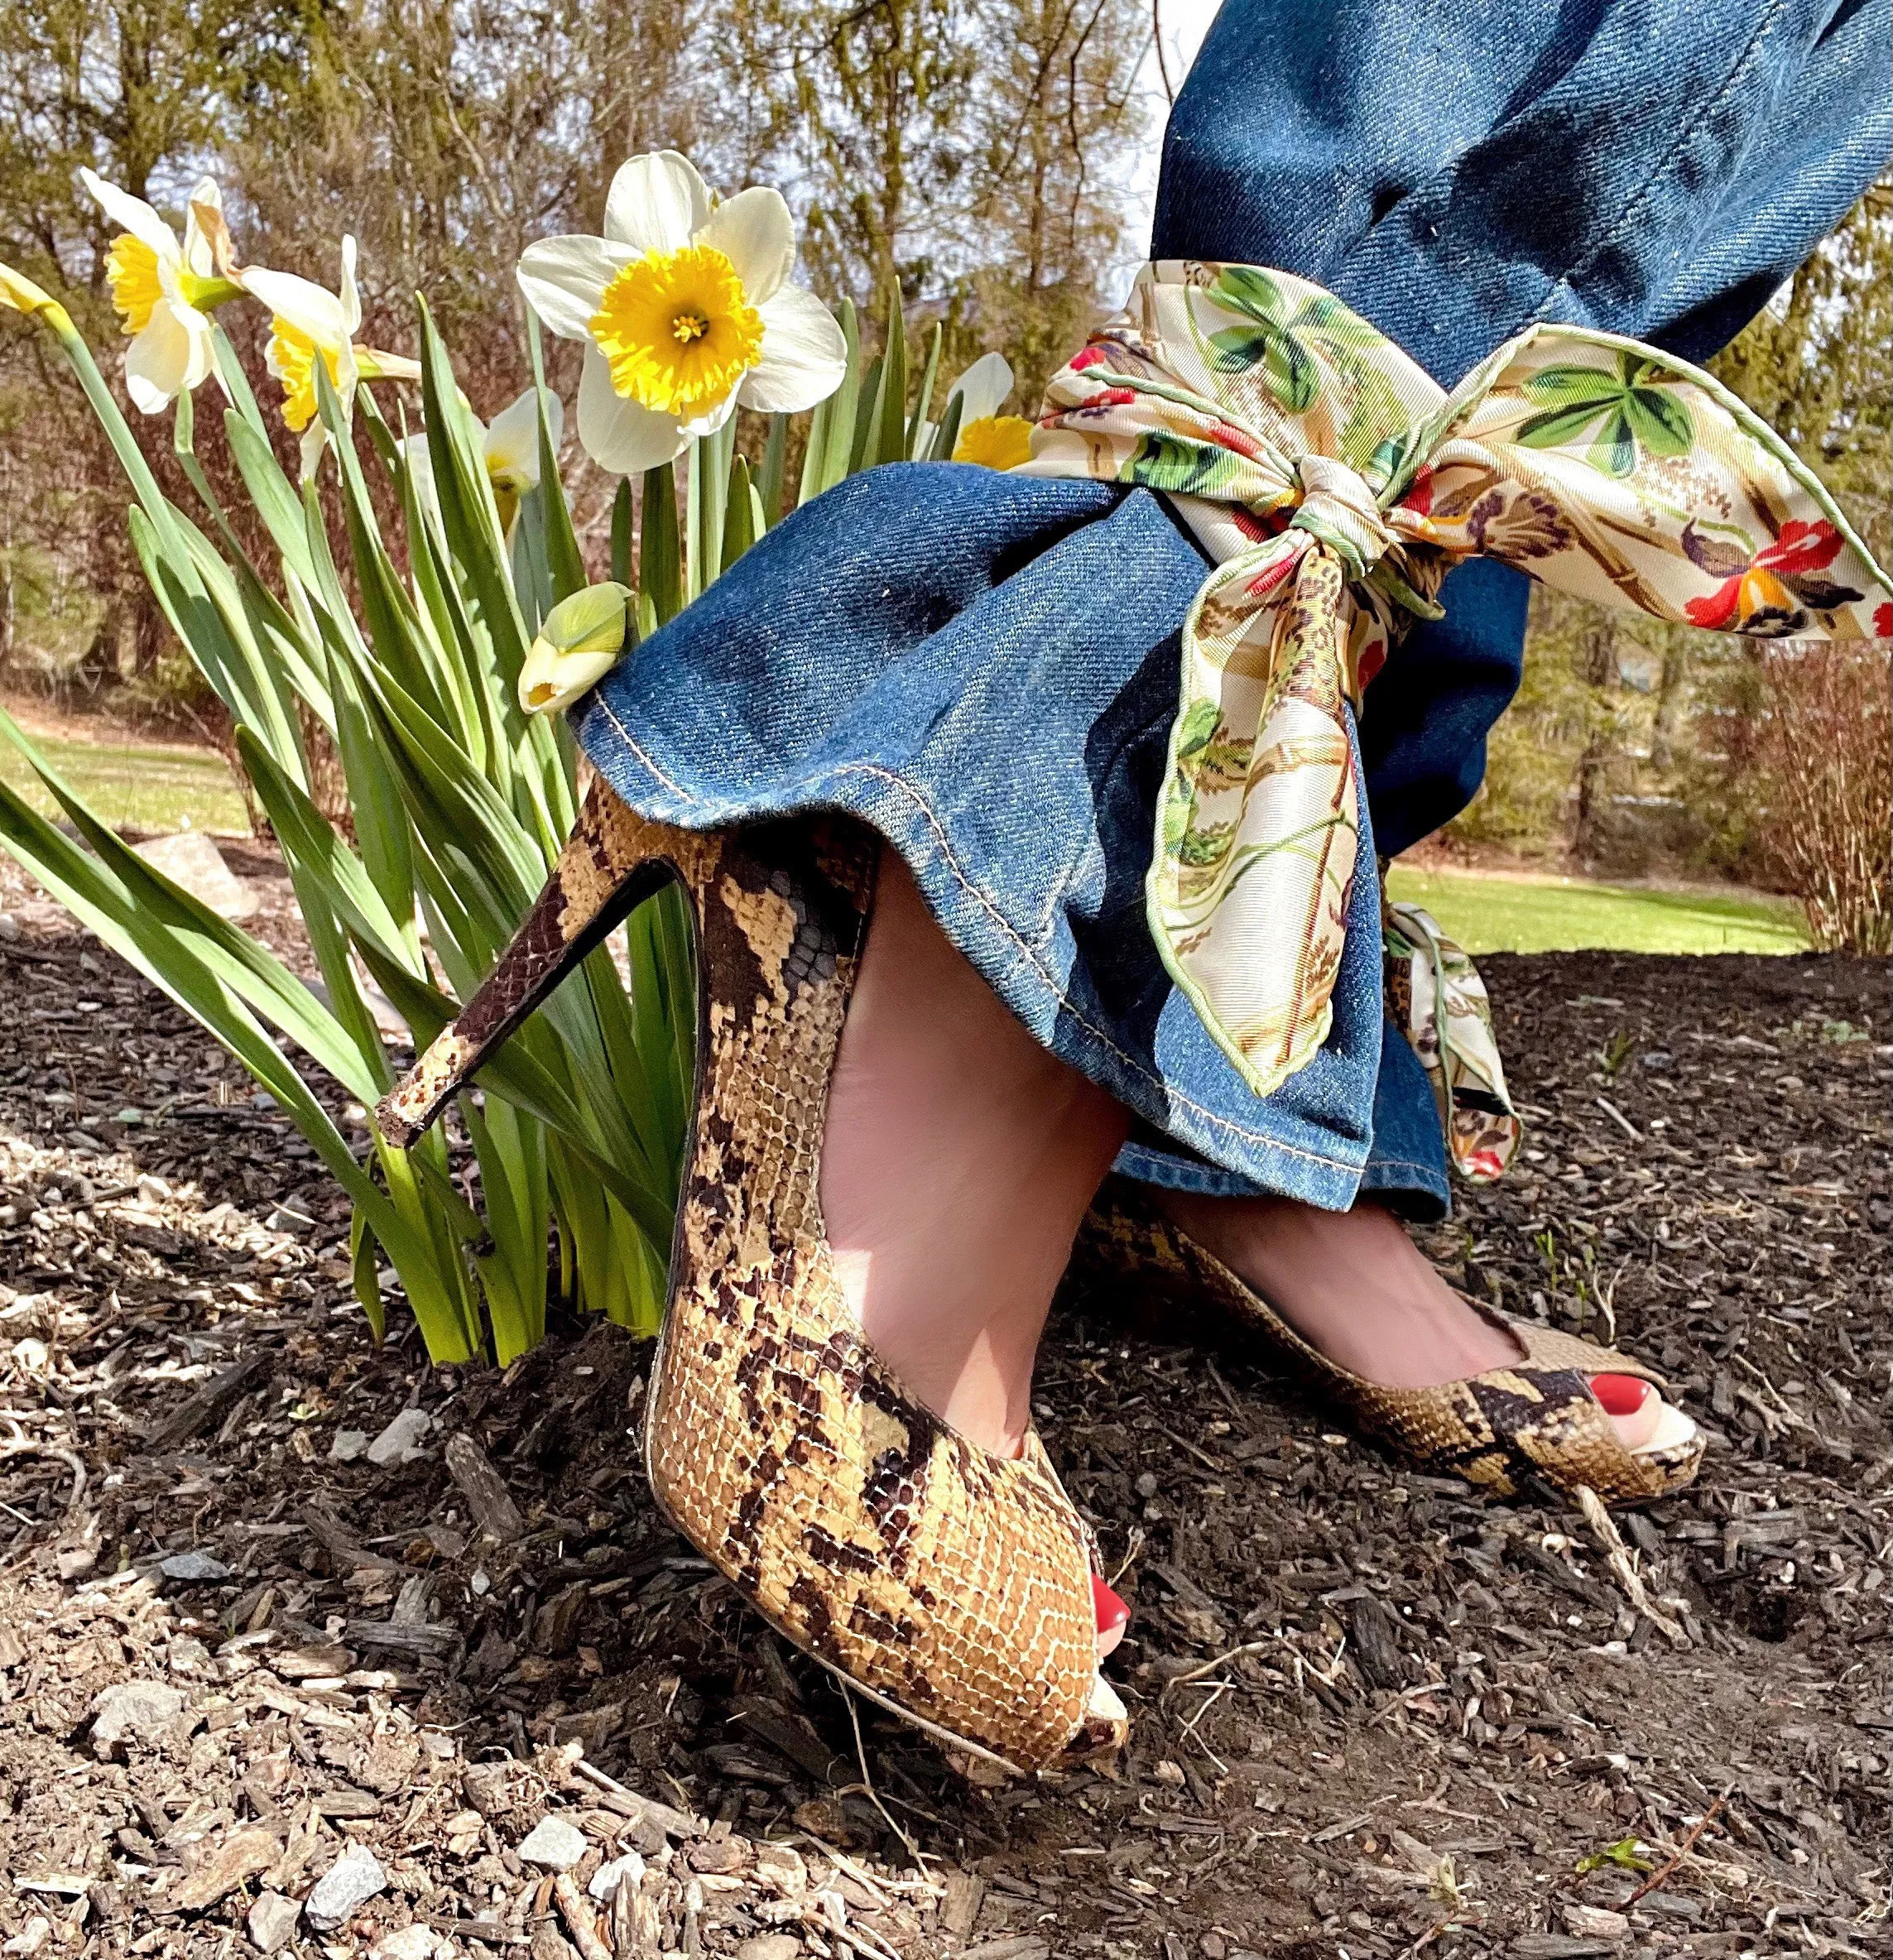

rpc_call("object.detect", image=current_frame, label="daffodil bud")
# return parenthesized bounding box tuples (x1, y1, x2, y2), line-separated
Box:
(0, 262, 58, 318)
(517, 583, 633, 717)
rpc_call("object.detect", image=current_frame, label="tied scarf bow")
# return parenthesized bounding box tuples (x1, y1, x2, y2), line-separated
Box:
(1016, 262, 1892, 1175)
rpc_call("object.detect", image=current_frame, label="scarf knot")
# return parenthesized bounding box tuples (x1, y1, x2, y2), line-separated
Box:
(1015, 261, 1891, 1179)
(1285, 453, 1391, 581)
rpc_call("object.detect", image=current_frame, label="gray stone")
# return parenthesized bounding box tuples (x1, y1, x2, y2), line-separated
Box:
(735, 1939, 803, 1960)
(329, 1429, 369, 1463)
(516, 1813, 588, 1871)
(303, 1845, 387, 1930)
(90, 1680, 186, 1755)
(365, 1407, 433, 1468)
(587, 1852, 646, 1901)
(248, 1893, 301, 1954)
(160, 1551, 233, 1583)
(132, 831, 259, 920)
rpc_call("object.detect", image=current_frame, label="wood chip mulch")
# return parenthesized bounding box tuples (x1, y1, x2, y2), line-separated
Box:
(0, 864, 1884, 1960)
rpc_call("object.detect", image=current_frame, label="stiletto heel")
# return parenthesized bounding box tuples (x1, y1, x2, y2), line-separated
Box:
(380, 782, 1127, 1775)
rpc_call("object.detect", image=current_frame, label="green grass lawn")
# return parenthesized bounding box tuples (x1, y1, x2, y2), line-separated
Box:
(0, 728, 251, 837)
(1385, 863, 1810, 955)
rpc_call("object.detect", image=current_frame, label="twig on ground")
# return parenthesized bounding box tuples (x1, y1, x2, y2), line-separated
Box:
(838, 1682, 924, 1866)
(1596, 1096, 1641, 1141)
(1573, 1485, 1689, 1647)
(0, 1440, 86, 1513)
(1626, 1792, 1730, 1906)
(550, 1872, 612, 1960)
(1165, 1638, 1273, 1692)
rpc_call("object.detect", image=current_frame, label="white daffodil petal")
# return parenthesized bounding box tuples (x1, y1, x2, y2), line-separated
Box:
(297, 421, 329, 482)
(243, 267, 351, 346)
(603, 151, 711, 256)
(677, 389, 742, 442)
(124, 306, 195, 414)
(79, 171, 178, 263)
(694, 187, 794, 306)
(577, 344, 686, 473)
(517, 235, 632, 341)
(484, 388, 546, 487)
(181, 177, 227, 277)
(742, 284, 848, 414)
(948, 349, 1015, 424)
(339, 236, 360, 336)
(358, 347, 422, 383)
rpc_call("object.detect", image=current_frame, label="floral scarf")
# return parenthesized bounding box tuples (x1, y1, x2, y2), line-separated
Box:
(1016, 262, 1892, 1137)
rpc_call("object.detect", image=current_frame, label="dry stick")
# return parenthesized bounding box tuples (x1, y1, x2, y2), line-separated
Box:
(1625, 1791, 1731, 1906)
(837, 1681, 925, 1867)
(1165, 1638, 1273, 1692)
(550, 1873, 613, 1960)
(1573, 1485, 1689, 1648)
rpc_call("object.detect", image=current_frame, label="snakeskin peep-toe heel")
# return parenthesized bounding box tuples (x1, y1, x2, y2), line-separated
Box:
(378, 785, 1127, 1776)
(1074, 1177, 1703, 1507)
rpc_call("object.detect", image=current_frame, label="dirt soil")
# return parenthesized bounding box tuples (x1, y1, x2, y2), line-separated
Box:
(0, 864, 1885, 1960)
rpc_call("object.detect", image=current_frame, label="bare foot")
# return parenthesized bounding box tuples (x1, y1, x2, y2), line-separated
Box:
(1155, 1190, 1676, 1453)
(820, 848, 1131, 1655)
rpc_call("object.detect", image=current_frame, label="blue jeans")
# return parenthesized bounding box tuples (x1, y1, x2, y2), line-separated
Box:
(578, 0, 1891, 1218)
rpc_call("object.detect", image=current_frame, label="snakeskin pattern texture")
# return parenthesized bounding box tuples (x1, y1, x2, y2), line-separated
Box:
(1072, 1176, 1703, 1506)
(378, 785, 1122, 1775)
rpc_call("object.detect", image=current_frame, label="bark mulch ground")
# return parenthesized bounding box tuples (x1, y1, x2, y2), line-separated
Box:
(0, 867, 1883, 1960)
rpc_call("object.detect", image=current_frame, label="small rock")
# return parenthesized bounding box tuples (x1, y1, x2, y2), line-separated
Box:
(1564, 1906, 1630, 1939)
(0, 912, 17, 941)
(529, 1926, 575, 1960)
(166, 1635, 213, 1678)
(752, 1842, 806, 1899)
(365, 1407, 433, 1468)
(303, 1844, 387, 1930)
(132, 831, 260, 920)
(516, 1814, 589, 1871)
(368, 1927, 442, 1960)
(247, 1893, 300, 1954)
(2, 1917, 51, 1956)
(160, 1551, 233, 1583)
(176, 1826, 281, 1910)
(588, 1852, 646, 1901)
(55, 1547, 96, 1582)
(90, 1680, 186, 1756)
(329, 1429, 369, 1463)
(736, 1938, 802, 1960)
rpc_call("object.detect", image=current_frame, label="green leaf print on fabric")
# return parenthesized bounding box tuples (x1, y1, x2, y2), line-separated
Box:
(1515, 349, 1694, 478)
(1175, 698, 1222, 757)
(1125, 429, 1253, 498)
(1206, 266, 1319, 410)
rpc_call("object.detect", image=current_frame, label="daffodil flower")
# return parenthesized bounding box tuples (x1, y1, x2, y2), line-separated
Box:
(79, 170, 244, 414)
(402, 387, 560, 537)
(941, 350, 1032, 468)
(516, 151, 846, 474)
(517, 582, 632, 716)
(242, 238, 422, 478)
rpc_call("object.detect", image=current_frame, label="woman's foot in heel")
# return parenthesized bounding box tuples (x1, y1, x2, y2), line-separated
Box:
(820, 846, 1132, 1660)
(1146, 1188, 1700, 1498)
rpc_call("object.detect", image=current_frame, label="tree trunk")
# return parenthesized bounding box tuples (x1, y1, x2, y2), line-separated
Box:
(1650, 625, 1692, 773)
(1571, 615, 1619, 863)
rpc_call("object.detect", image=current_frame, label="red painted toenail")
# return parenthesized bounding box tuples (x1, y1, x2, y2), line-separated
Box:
(1591, 1372, 1652, 1416)
(1092, 1575, 1130, 1632)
